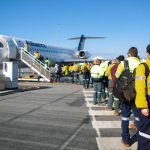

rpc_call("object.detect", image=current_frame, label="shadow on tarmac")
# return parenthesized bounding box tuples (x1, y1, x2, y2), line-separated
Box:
(67, 97, 85, 107)
(0, 86, 51, 96)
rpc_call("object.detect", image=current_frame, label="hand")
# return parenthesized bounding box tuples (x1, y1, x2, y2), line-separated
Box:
(141, 109, 149, 116)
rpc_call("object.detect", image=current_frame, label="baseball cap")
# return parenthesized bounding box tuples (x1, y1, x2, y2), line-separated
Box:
(116, 55, 124, 61)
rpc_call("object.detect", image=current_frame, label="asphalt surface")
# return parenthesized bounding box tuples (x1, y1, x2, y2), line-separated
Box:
(0, 81, 138, 150)
(83, 88, 137, 150)
(0, 82, 98, 150)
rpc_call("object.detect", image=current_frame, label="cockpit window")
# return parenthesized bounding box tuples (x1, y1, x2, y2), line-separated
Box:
(0, 42, 4, 48)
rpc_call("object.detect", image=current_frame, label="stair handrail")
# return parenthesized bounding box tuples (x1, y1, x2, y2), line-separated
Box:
(20, 48, 51, 82)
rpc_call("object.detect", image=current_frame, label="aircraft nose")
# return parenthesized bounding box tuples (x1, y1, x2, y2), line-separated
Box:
(0, 39, 7, 60)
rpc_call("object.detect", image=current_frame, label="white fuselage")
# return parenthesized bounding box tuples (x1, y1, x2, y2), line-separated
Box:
(0, 35, 91, 62)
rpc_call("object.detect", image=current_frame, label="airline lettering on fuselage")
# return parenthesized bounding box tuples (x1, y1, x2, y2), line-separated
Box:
(26, 41, 47, 48)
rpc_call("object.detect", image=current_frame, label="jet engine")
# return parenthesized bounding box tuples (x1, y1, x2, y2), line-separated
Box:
(78, 50, 91, 59)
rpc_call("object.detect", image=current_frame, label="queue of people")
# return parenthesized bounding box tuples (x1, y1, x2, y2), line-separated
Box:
(58, 45, 148, 150)
(99, 45, 150, 150)
(24, 40, 150, 149)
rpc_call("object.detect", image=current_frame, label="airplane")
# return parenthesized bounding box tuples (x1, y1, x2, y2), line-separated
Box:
(0, 34, 105, 64)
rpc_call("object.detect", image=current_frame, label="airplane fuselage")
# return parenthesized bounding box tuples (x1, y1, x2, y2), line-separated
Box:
(0, 35, 91, 63)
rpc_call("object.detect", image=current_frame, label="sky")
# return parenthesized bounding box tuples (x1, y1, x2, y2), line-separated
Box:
(1, 0, 150, 59)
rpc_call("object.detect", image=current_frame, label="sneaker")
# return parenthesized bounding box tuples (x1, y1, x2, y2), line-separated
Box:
(121, 139, 130, 147)
(93, 102, 98, 105)
(113, 111, 120, 116)
(130, 123, 136, 129)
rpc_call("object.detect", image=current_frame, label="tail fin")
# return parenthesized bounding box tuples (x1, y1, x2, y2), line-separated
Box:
(68, 34, 105, 51)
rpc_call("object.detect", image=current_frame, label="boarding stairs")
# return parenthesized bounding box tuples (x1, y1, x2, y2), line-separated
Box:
(20, 48, 51, 82)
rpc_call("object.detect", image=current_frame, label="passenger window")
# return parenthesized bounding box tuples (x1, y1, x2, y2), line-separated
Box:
(0, 42, 4, 48)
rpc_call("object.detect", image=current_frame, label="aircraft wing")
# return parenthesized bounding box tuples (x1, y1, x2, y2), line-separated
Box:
(61, 59, 93, 64)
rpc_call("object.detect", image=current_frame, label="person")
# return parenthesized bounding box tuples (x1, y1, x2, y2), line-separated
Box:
(115, 47, 141, 147)
(135, 44, 150, 150)
(89, 63, 94, 87)
(81, 61, 90, 88)
(111, 55, 125, 115)
(90, 59, 105, 105)
(54, 64, 62, 82)
(100, 60, 109, 100)
(24, 41, 29, 53)
(72, 63, 80, 84)
(34, 51, 41, 62)
(63, 64, 69, 82)
(44, 57, 50, 69)
(69, 64, 74, 83)
(105, 59, 117, 110)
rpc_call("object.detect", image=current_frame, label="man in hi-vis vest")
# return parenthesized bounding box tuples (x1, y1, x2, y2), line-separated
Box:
(135, 44, 150, 150)
(90, 59, 105, 105)
(115, 47, 140, 147)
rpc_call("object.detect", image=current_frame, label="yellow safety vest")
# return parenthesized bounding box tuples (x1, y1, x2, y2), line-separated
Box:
(34, 52, 41, 59)
(45, 59, 49, 63)
(81, 64, 90, 73)
(63, 65, 69, 76)
(69, 66, 73, 72)
(105, 64, 115, 80)
(100, 61, 109, 73)
(24, 43, 29, 52)
(115, 57, 140, 78)
(91, 65, 105, 78)
(72, 64, 79, 72)
(135, 59, 150, 108)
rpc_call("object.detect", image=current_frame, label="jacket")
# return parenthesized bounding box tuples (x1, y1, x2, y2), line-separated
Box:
(105, 64, 115, 80)
(91, 64, 105, 79)
(115, 57, 140, 78)
(135, 59, 150, 108)
(81, 63, 90, 73)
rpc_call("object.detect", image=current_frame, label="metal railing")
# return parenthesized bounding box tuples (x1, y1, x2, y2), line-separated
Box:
(20, 48, 51, 82)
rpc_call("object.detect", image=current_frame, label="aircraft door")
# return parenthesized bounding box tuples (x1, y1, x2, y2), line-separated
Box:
(6, 38, 17, 60)
(0, 37, 8, 61)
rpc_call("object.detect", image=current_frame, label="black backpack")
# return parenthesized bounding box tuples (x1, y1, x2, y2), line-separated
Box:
(82, 66, 89, 74)
(113, 61, 149, 101)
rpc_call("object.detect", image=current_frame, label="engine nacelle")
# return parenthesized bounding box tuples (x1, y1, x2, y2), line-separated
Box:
(78, 50, 91, 59)
(0, 36, 17, 61)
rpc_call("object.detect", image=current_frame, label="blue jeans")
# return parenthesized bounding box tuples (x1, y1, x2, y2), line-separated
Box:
(107, 80, 114, 108)
(93, 81, 102, 104)
(83, 73, 90, 88)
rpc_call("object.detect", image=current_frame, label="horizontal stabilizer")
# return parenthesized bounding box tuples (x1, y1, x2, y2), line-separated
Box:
(68, 36, 106, 40)
(68, 34, 106, 51)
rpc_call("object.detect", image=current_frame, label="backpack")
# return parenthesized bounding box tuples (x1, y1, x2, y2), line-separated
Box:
(82, 66, 89, 73)
(113, 61, 149, 101)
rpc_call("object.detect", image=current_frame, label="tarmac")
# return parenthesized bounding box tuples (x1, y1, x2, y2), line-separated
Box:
(0, 81, 137, 150)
